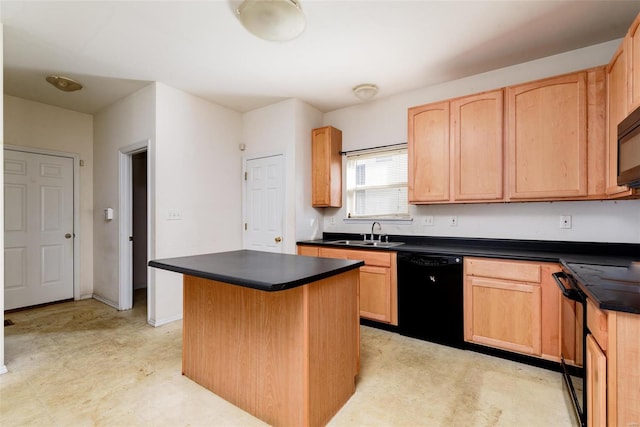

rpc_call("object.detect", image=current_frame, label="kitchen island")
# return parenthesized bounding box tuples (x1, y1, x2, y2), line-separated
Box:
(149, 250, 364, 427)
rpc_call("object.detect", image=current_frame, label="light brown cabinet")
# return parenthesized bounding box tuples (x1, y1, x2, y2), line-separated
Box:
(408, 68, 611, 204)
(628, 13, 640, 112)
(408, 90, 504, 203)
(506, 73, 588, 199)
(452, 90, 504, 201)
(408, 101, 450, 202)
(605, 20, 640, 199)
(606, 42, 633, 197)
(586, 333, 607, 427)
(464, 257, 563, 361)
(311, 126, 342, 207)
(585, 297, 640, 426)
(560, 296, 583, 367)
(297, 245, 398, 325)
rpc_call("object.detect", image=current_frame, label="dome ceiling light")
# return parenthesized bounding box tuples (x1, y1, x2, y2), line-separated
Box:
(352, 84, 379, 101)
(45, 75, 83, 92)
(237, 0, 306, 42)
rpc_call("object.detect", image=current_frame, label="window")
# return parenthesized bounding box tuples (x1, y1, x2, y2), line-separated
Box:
(345, 146, 408, 219)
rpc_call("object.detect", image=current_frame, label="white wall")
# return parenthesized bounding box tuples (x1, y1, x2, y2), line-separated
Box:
(322, 40, 640, 244)
(153, 83, 243, 324)
(93, 84, 156, 309)
(294, 100, 324, 241)
(3, 96, 94, 297)
(242, 99, 323, 253)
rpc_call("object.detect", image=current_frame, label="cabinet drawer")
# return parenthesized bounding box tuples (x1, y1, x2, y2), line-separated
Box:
(465, 257, 541, 283)
(297, 246, 319, 257)
(318, 247, 392, 267)
(587, 298, 608, 351)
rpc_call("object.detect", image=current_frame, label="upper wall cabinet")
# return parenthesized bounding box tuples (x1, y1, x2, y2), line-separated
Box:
(408, 90, 504, 204)
(506, 73, 588, 200)
(628, 13, 640, 112)
(604, 15, 640, 199)
(607, 42, 633, 197)
(408, 101, 450, 203)
(452, 90, 504, 201)
(312, 126, 342, 207)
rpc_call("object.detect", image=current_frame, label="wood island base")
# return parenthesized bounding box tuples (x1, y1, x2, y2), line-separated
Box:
(182, 269, 360, 427)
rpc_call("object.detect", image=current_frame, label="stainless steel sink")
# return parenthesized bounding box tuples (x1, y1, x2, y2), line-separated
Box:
(327, 240, 405, 248)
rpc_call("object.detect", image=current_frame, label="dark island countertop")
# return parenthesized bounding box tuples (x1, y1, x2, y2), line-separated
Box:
(148, 249, 364, 292)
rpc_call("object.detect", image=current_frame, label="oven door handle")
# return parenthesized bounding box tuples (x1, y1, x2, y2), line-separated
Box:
(552, 271, 584, 302)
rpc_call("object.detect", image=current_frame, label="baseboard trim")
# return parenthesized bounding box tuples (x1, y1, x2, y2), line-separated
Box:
(92, 294, 119, 310)
(148, 313, 182, 327)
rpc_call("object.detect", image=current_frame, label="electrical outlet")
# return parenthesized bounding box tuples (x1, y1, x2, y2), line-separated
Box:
(424, 216, 434, 226)
(449, 216, 458, 227)
(560, 215, 572, 229)
(168, 209, 182, 220)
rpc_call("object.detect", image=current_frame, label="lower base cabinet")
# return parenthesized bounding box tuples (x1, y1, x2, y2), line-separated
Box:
(464, 257, 563, 361)
(586, 333, 607, 427)
(586, 298, 640, 426)
(297, 245, 398, 325)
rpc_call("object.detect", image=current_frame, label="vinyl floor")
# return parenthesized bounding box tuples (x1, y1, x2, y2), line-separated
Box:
(1, 290, 576, 426)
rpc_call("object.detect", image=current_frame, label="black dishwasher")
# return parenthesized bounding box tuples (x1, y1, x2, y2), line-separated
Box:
(397, 252, 464, 348)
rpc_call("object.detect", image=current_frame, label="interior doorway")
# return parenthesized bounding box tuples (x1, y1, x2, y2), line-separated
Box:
(131, 151, 148, 308)
(118, 140, 150, 313)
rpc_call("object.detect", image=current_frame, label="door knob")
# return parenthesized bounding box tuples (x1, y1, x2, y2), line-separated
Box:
(65, 233, 72, 239)
(275, 236, 282, 243)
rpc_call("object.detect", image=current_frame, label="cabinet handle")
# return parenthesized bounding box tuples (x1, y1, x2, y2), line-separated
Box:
(274, 237, 282, 243)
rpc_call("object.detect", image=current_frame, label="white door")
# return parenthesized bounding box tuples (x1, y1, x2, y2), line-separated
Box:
(244, 155, 285, 253)
(4, 149, 74, 310)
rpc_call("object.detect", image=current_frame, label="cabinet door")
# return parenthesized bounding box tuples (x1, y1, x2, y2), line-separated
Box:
(586, 334, 607, 427)
(628, 14, 640, 112)
(451, 90, 504, 201)
(506, 73, 588, 199)
(359, 265, 392, 323)
(540, 264, 562, 361)
(408, 101, 450, 202)
(311, 126, 342, 207)
(606, 43, 633, 197)
(465, 276, 541, 355)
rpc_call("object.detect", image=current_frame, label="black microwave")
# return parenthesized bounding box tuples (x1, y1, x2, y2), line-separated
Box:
(618, 104, 640, 188)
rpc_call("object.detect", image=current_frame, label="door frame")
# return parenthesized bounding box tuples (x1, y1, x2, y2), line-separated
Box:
(118, 140, 152, 312)
(242, 151, 286, 252)
(3, 145, 80, 301)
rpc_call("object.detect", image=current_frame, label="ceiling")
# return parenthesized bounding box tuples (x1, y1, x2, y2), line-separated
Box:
(2, 1, 640, 115)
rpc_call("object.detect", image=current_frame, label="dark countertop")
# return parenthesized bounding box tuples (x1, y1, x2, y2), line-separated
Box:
(562, 261, 640, 314)
(149, 249, 364, 292)
(298, 233, 640, 313)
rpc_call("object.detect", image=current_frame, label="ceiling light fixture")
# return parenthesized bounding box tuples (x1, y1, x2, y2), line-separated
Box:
(46, 75, 83, 92)
(352, 84, 379, 101)
(237, 0, 305, 42)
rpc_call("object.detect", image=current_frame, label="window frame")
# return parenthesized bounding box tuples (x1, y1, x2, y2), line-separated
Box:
(344, 145, 409, 220)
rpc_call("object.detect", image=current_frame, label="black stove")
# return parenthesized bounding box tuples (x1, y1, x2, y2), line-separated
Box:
(564, 262, 640, 314)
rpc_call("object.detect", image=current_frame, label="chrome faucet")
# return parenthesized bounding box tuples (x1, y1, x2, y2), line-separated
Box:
(371, 221, 382, 241)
